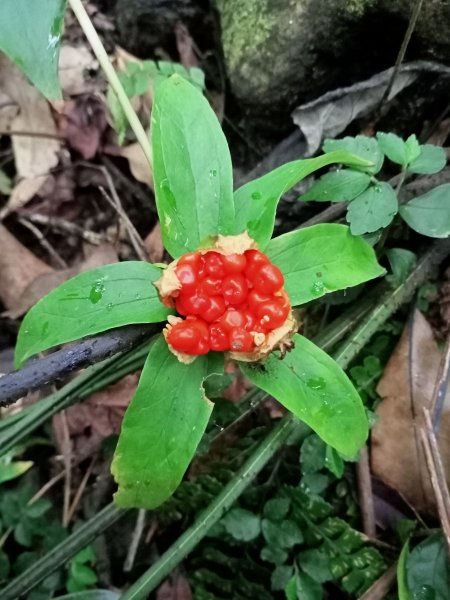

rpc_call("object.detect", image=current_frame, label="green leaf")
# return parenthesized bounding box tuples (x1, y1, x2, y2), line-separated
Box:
(397, 541, 412, 600)
(26, 499, 52, 519)
(263, 498, 291, 521)
(14, 521, 33, 547)
(386, 248, 417, 284)
(267, 223, 385, 306)
(70, 563, 97, 586)
(151, 75, 234, 258)
(272, 565, 294, 591)
(15, 261, 171, 367)
(261, 545, 288, 565)
(0, 170, 12, 196)
(0, 458, 33, 484)
(406, 533, 450, 600)
(400, 183, 450, 238)
(0, 0, 65, 99)
(376, 132, 407, 166)
(408, 145, 446, 174)
(240, 335, 368, 456)
(287, 570, 323, 600)
(233, 151, 374, 250)
(323, 136, 383, 174)
(57, 592, 120, 600)
(111, 336, 221, 508)
(300, 435, 326, 474)
(221, 508, 261, 541)
(347, 182, 398, 235)
(298, 549, 332, 583)
(324, 445, 344, 478)
(404, 135, 421, 164)
(262, 518, 303, 549)
(0, 550, 10, 580)
(300, 169, 371, 202)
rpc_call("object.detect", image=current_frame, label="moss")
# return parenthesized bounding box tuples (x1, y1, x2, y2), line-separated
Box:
(215, 0, 277, 74)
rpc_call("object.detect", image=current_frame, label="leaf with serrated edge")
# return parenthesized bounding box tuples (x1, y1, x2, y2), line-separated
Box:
(267, 224, 385, 306)
(240, 334, 368, 456)
(233, 151, 374, 250)
(0, 0, 65, 99)
(112, 336, 222, 509)
(347, 182, 398, 236)
(323, 136, 383, 174)
(300, 169, 371, 202)
(15, 262, 171, 367)
(152, 75, 234, 258)
(400, 183, 450, 238)
(376, 132, 407, 166)
(408, 144, 447, 175)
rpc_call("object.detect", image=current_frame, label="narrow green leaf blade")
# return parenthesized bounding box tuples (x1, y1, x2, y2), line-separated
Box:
(112, 336, 221, 508)
(399, 183, 450, 238)
(397, 542, 412, 600)
(15, 262, 170, 367)
(0, 0, 65, 99)
(151, 75, 234, 257)
(323, 136, 383, 174)
(233, 151, 374, 250)
(240, 334, 368, 456)
(376, 132, 407, 166)
(267, 224, 385, 306)
(347, 182, 398, 235)
(408, 144, 447, 174)
(300, 169, 371, 202)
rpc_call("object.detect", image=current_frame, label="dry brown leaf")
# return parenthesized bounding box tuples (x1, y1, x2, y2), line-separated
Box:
(175, 23, 200, 69)
(372, 309, 450, 514)
(59, 44, 98, 96)
(120, 142, 154, 189)
(0, 56, 60, 215)
(5, 243, 118, 318)
(59, 95, 108, 159)
(60, 373, 139, 459)
(144, 222, 164, 262)
(0, 224, 52, 310)
(0, 92, 19, 131)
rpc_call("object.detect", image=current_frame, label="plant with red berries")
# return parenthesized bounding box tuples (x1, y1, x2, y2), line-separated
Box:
(15, 76, 385, 509)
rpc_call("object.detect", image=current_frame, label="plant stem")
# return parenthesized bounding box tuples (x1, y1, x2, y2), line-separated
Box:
(0, 503, 127, 600)
(67, 0, 152, 168)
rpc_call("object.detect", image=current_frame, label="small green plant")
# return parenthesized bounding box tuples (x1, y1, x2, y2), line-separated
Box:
(107, 58, 205, 143)
(13, 75, 385, 510)
(299, 133, 448, 239)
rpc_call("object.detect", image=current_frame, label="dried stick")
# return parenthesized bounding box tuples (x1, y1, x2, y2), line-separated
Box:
(356, 445, 376, 538)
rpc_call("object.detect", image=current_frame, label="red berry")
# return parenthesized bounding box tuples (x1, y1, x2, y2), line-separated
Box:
(167, 320, 201, 353)
(209, 324, 229, 351)
(257, 297, 290, 329)
(229, 328, 253, 352)
(221, 253, 247, 274)
(204, 252, 225, 277)
(248, 290, 272, 312)
(222, 274, 248, 305)
(252, 264, 284, 295)
(175, 263, 199, 291)
(244, 249, 270, 279)
(177, 291, 209, 315)
(242, 308, 257, 331)
(201, 295, 226, 322)
(218, 308, 246, 332)
(199, 276, 222, 296)
(178, 252, 202, 268)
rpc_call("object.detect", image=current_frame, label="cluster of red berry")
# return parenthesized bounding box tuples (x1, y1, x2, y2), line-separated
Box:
(165, 249, 291, 355)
